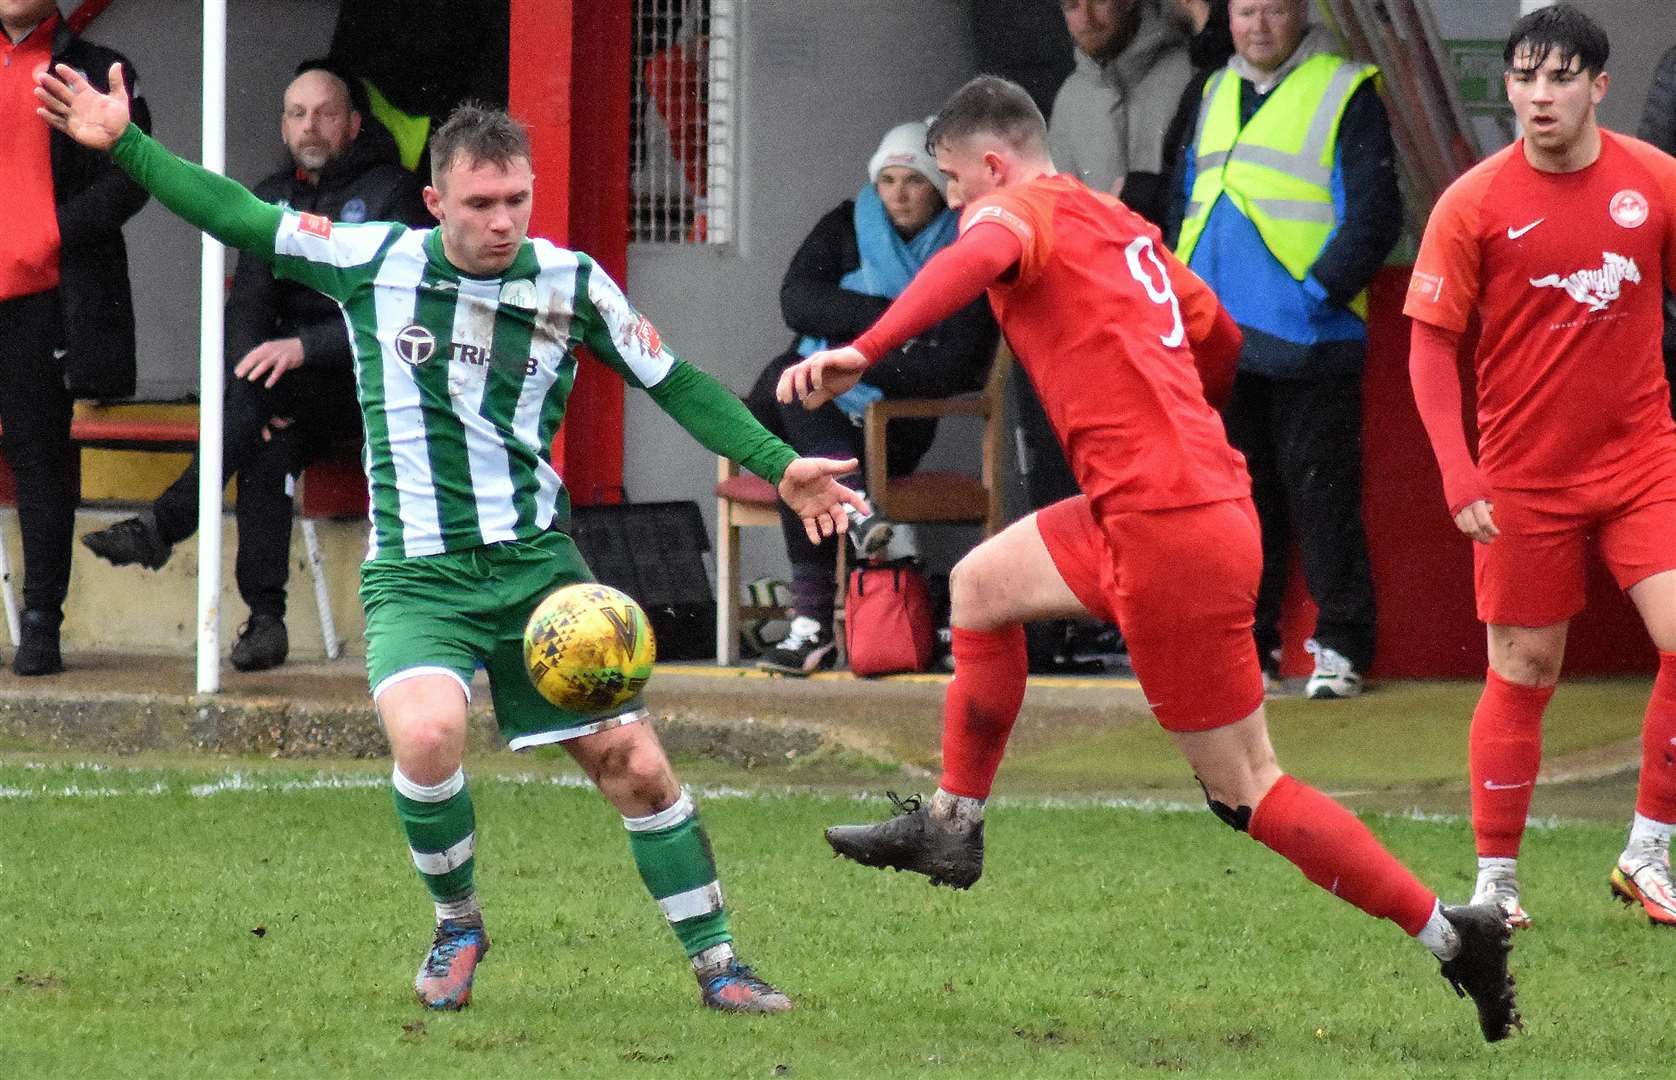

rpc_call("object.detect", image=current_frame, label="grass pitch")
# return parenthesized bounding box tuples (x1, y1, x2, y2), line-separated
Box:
(2, 755, 1673, 1078)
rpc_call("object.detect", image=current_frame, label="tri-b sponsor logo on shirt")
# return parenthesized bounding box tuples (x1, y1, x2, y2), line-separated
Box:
(394, 322, 542, 376)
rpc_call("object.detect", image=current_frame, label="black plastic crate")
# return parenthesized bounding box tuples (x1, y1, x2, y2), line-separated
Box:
(566, 501, 715, 661)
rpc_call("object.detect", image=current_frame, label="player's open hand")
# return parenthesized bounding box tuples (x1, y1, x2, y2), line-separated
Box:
(777, 456, 869, 544)
(35, 61, 130, 150)
(235, 337, 306, 388)
(775, 346, 868, 411)
(1454, 498, 1498, 544)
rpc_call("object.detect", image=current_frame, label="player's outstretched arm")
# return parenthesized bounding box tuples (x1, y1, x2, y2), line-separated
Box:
(638, 360, 868, 540)
(36, 62, 282, 254)
(778, 457, 870, 544)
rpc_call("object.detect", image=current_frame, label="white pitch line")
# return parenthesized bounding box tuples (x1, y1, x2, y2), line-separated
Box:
(0, 762, 1571, 832)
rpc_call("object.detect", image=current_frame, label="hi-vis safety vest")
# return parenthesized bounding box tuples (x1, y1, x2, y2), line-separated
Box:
(1175, 53, 1378, 319)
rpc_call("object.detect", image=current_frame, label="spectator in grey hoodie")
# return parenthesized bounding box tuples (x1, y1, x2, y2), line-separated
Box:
(1048, 0, 1192, 227)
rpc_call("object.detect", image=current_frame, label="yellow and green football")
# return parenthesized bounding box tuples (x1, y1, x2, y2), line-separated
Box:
(523, 583, 656, 713)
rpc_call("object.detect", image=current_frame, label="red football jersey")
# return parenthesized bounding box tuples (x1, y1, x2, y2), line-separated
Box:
(961, 174, 1249, 515)
(1405, 131, 1676, 489)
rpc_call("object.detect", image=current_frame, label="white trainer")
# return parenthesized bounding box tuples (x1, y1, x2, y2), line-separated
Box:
(1304, 639, 1363, 699)
(1470, 866, 1533, 929)
(1610, 843, 1676, 927)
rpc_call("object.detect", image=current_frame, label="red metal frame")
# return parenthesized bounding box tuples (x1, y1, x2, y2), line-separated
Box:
(510, 0, 632, 506)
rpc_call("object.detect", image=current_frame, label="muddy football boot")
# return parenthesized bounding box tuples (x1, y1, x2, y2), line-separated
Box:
(414, 918, 489, 1010)
(1610, 845, 1676, 927)
(824, 792, 984, 889)
(697, 959, 793, 1013)
(1470, 865, 1532, 929)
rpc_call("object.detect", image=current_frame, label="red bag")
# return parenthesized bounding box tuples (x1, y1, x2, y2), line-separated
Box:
(844, 562, 935, 676)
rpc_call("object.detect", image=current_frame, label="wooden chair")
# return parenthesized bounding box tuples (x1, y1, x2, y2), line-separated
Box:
(713, 459, 787, 666)
(860, 340, 1012, 539)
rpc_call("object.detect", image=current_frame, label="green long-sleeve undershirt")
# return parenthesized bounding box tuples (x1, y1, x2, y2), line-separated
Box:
(111, 124, 282, 254)
(647, 361, 798, 486)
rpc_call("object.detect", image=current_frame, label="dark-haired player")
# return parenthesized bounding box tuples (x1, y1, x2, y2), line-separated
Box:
(1407, 3, 1676, 929)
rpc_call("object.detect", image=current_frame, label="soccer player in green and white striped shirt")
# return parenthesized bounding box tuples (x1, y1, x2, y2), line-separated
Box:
(38, 63, 867, 1014)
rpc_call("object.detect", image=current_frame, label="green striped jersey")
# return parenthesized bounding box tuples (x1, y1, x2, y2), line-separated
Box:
(269, 213, 673, 560)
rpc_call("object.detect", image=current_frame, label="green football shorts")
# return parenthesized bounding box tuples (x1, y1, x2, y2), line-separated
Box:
(360, 530, 646, 749)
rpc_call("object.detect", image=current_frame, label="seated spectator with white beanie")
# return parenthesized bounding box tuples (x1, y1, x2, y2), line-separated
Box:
(744, 119, 997, 675)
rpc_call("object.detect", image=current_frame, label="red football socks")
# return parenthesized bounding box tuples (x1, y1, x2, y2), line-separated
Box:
(1636, 652, 1676, 824)
(938, 625, 1029, 800)
(1469, 668, 1553, 859)
(1249, 775, 1437, 935)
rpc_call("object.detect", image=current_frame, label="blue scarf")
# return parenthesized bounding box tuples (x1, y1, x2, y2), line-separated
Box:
(798, 184, 957, 419)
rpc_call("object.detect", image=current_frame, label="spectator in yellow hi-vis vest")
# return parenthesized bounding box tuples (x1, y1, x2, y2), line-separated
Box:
(1168, 0, 1401, 700)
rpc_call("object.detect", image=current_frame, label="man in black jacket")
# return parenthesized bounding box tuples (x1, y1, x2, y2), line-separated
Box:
(0, 0, 149, 675)
(82, 59, 428, 671)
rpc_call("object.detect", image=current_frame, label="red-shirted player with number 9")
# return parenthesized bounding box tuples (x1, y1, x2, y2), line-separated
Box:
(781, 74, 1520, 1043)
(1407, 4, 1676, 932)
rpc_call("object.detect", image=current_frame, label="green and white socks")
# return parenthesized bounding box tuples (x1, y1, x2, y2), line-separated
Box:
(393, 766, 481, 924)
(624, 788, 734, 970)
(393, 771, 732, 968)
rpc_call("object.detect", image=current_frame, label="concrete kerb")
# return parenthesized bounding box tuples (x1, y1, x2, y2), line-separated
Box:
(0, 657, 1151, 768)
(0, 689, 842, 764)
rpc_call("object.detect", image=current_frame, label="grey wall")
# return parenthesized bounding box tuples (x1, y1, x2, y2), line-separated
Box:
(73, 0, 338, 400)
(1568, 0, 1672, 135)
(624, 0, 982, 584)
(1432, 0, 1671, 135)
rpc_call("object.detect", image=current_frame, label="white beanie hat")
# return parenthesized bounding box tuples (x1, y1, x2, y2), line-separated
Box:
(868, 119, 946, 198)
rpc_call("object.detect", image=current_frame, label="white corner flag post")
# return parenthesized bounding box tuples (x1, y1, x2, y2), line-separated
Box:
(196, 0, 228, 694)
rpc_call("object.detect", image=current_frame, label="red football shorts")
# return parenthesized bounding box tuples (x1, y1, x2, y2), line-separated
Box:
(1476, 451, 1676, 627)
(1036, 495, 1265, 732)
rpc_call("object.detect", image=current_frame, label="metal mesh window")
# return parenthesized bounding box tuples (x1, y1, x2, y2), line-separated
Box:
(630, 0, 736, 245)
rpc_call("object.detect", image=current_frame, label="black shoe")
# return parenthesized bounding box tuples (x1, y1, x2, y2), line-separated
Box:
(756, 617, 835, 676)
(1439, 903, 1522, 1042)
(824, 792, 984, 889)
(81, 513, 171, 571)
(12, 609, 63, 676)
(230, 613, 288, 672)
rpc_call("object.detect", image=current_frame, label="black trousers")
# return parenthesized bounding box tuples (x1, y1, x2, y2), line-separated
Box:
(0, 290, 79, 616)
(152, 362, 360, 618)
(1010, 368, 1079, 510)
(1221, 369, 1376, 672)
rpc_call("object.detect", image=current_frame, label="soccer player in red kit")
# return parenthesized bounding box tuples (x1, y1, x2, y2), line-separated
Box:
(1407, 4, 1676, 930)
(781, 75, 1520, 1042)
